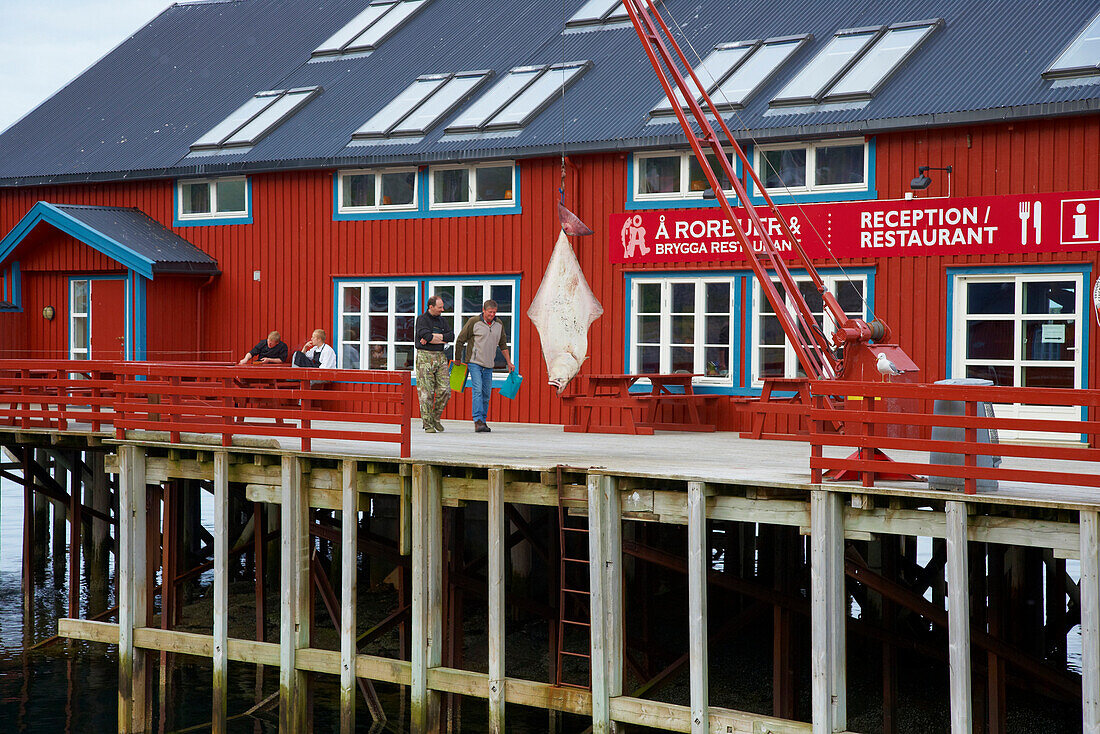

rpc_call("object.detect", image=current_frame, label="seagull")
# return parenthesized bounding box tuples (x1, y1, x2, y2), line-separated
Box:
(876, 352, 903, 382)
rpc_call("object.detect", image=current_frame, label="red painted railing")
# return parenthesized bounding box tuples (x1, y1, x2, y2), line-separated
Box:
(0, 360, 413, 457)
(807, 381, 1100, 494)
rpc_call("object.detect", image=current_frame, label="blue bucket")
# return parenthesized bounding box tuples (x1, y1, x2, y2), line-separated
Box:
(499, 371, 522, 400)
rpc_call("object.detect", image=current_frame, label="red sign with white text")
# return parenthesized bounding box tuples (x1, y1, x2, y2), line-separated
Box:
(609, 191, 1100, 264)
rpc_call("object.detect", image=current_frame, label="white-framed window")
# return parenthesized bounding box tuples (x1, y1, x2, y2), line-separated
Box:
(772, 20, 941, 105)
(754, 139, 866, 194)
(313, 0, 430, 57)
(353, 71, 491, 140)
(651, 37, 808, 115)
(630, 277, 735, 382)
(338, 168, 418, 212)
(446, 62, 590, 133)
(752, 273, 866, 383)
(1044, 10, 1100, 79)
(190, 88, 320, 151)
(429, 162, 515, 209)
(337, 280, 419, 370)
(953, 273, 1083, 390)
(634, 150, 735, 200)
(566, 0, 629, 28)
(70, 279, 91, 360)
(429, 279, 516, 373)
(177, 177, 249, 220)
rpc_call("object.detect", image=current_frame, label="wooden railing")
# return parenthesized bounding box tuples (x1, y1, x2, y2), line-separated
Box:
(0, 360, 413, 457)
(807, 381, 1100, 494)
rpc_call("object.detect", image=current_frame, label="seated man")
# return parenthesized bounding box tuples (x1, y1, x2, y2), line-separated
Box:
(239, 331, 288, 365)
(292, 329, 337, 369)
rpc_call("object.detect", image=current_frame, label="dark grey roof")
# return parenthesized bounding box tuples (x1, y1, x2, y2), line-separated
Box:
(0, 0, 1098, 185)
(47, 204, 219, 275)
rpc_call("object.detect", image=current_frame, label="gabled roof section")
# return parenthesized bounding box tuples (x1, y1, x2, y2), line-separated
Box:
(0, 203, 219, 279)
(313, 0, 433, 58)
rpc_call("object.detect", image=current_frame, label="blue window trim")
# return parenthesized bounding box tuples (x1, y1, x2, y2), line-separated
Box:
(1, 261, 22, 312)
(944, 263, 1092, 392)
(68, 274, 140, 361)
(626, 151, 742, 211)
(747, 137, 877, 205)
(624, 266, 876, 396)
(173, 177, 253, 227)
(333, 163, 522, 221)
(425, 274, 521, 385)
(623, 270, 750, 395)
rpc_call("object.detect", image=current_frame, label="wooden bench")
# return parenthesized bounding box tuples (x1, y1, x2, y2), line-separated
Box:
(562, 373, 718, 434)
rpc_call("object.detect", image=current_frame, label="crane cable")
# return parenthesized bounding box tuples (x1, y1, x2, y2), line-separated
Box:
(657, 2, 877, 326)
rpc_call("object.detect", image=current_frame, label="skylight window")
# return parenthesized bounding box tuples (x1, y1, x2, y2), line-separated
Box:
(1045, 11, 1100, 79)
(191, 88, 320, 151)
(566, 0, 629, 28)
(772, 20, 941, 106)
(313, 0, 429, 57)
(446, 61, 591, 133)
(353, 71, 491, 140)
(651, 36, 808, 115)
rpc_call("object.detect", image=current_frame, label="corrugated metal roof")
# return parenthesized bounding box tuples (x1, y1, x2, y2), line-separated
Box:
(0, 0, 1098, 185)
(48, 204, 220, 275)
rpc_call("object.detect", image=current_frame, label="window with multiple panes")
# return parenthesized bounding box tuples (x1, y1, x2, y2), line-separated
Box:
(178, 177, 249, 220)
(631, 277, 735, 381)
(353, 71, 491, 140)
(754, 139, 866, 194)
(70, 279, 91, 360)
(338, 168, 417, 211)
(191, 88, 320, 151)
(566, 0, 629, 28)
(337, 281, 419, 370)
(313, 0, 430, 58)
(429, 162, 515, 208)
(752, 274, 866, 382)
(651, 37, 808, 114)
(429, 279, 516, 372)
(1044, 10, 1100, 79)
(954, 274, 1083, 390)
(634, 150, 735, 200)
(772, 20, 941, 105)
(446, 62, 590, 133)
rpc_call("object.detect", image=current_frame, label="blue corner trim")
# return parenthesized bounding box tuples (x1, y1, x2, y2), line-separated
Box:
(0, 261, 22, 312)
(131, 271, 147, 361)
(173, 177, 253, 227)
(333, 164, 522, 221)
(0, 202, 156, 279)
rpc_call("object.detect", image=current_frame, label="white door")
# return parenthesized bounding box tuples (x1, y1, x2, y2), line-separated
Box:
(953, 273, 1084, 441)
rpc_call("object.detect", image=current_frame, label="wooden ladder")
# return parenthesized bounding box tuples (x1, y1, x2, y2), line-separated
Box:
(555, 465, 592, 689)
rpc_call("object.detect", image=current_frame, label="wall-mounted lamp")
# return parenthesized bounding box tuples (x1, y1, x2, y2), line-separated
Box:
(910, 165, 953, 196)
(42, 305, 55, 321)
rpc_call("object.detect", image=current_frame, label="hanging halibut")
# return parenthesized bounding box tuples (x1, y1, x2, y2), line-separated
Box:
(527, 230, 604, 394)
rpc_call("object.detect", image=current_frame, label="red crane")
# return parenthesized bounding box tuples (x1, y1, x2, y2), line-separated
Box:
(620, 0, 918, 383)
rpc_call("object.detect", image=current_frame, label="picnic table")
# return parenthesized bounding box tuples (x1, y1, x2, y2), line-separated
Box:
(561, 373, 718, 434)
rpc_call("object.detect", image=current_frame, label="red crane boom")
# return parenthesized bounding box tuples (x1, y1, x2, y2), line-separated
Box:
(620, 0, 918, 382)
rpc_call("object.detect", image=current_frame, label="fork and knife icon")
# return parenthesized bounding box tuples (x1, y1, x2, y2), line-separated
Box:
(1019, 200, 1042, 245)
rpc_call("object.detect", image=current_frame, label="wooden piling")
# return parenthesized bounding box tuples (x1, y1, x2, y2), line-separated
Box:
(487, 468, 506, 734)
(118, 445, 148, 734)
(279, 455, 308, 733)
(212, 451, 229, 733)
(411, 463, 442, 733)
(687, 481, 709, 734)
(1081, 510, 1100, 734)
(946, 501, 973, 734)
(340, 459, 357, 734)
(810, 490, 846, 734)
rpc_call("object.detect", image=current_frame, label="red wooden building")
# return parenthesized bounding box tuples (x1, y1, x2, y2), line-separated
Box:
(1, 0, 1097, 431)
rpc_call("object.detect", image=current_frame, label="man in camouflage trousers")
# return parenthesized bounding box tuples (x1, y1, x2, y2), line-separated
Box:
(413, 295, 454, 433)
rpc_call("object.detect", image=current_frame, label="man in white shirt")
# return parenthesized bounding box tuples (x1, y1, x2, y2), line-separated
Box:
(292, 329, 337, 369)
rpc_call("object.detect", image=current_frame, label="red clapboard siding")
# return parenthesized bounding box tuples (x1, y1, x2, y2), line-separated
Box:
(0, 115, 1098, 427)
